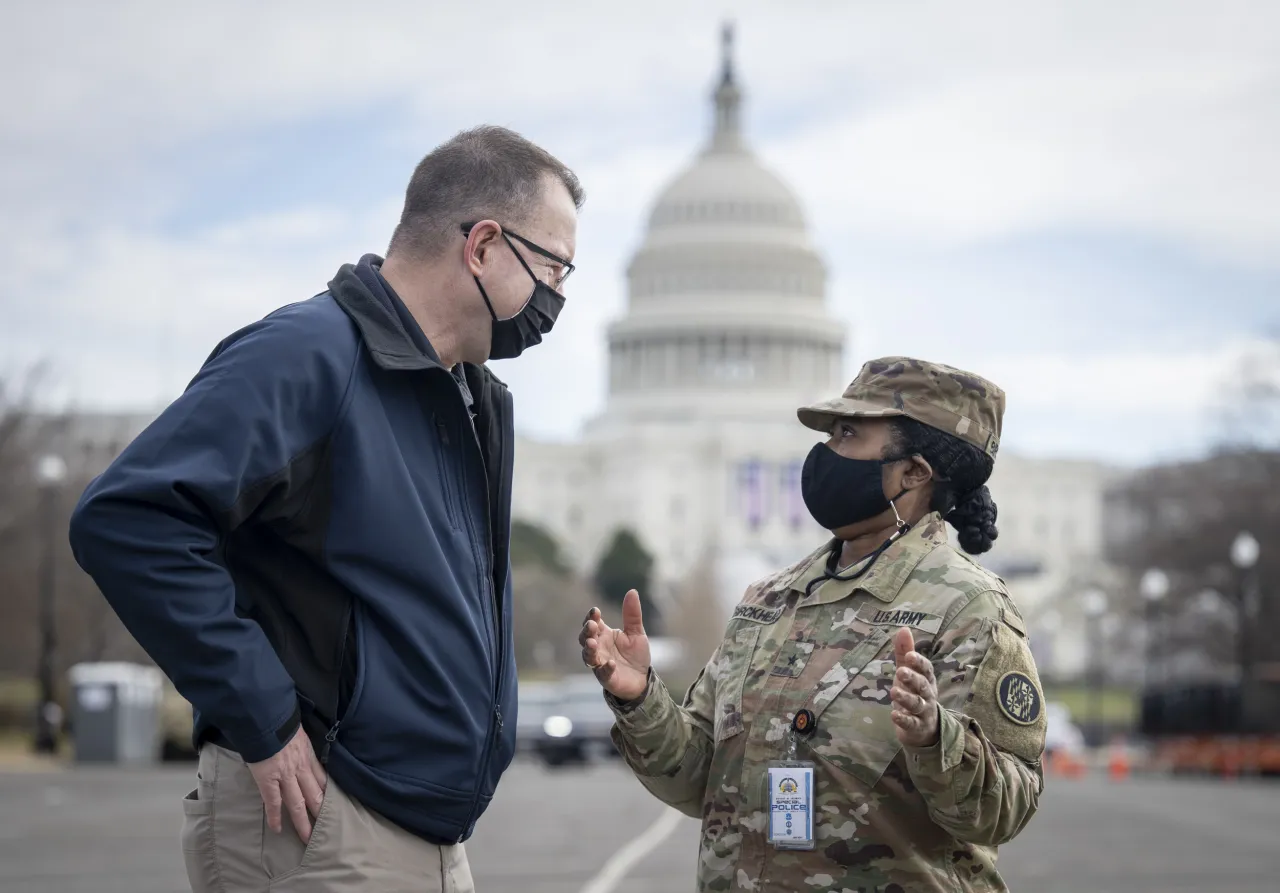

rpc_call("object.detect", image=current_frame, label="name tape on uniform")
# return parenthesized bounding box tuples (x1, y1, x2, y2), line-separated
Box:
(733, 604, 785, 625)
(854, 604, 943, 635)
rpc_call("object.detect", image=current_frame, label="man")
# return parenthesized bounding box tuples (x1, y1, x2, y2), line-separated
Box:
(69, 125, 583, 893)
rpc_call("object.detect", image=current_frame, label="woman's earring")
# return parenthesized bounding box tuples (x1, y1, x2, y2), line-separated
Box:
(890, 498, 907, 531)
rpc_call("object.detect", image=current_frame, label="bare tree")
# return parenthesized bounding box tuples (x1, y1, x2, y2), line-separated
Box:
(510, 564, 599, 677)
(0, 370, 42, 544)
(0, 371, 47, 685)
(1218, 331, 1280, 450)
(1105, 450, 1280, 689)
(0, 384, 150, 689)
(660, 547, 731, 699)
(1110, 330, 1280, 679)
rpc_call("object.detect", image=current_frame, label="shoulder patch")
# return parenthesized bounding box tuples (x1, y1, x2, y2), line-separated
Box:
(996, 672, 1041, 726)
(732, 603, 784, 625)
(964, 621, 1047, 762)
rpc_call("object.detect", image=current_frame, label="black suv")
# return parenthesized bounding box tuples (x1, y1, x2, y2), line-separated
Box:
(532, 675, 623, 767)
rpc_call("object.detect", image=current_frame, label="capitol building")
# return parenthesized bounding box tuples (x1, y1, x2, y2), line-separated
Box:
(508, 31, 1115, 676)
(512, 31, 844, 609)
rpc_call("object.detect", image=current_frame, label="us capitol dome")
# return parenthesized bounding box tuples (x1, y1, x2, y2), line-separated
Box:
(513, 26, 848, 599)
(596, 25, 845, 431)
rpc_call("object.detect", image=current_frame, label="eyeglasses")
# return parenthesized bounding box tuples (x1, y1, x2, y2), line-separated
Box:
(461, 223, 575, 289)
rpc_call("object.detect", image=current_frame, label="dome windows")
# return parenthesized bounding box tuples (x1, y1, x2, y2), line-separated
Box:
(649, 199, 797, 228)
(608, 333, 842, 393)
(628, 257, 825, 298)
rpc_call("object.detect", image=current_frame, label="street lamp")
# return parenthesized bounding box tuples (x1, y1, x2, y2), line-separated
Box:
(1082, 588, 1108, 748)
(1140, 569, 1170, 602)
(1231, 531, 1260, 572)
(1140, 569, 1169, 692)
(1230, 531, 1260, 662)
(33, 454, 66, 755)
(1230, 531, 1261, 733)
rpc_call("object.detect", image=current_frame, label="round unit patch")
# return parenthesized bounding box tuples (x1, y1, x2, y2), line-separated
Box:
(996, 671, 1042, 726)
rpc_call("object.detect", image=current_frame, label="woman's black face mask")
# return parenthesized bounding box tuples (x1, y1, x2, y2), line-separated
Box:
(800, 442, 902, 531)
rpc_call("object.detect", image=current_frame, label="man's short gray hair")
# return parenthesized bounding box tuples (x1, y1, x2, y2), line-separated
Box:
(387, 125, 585, 260)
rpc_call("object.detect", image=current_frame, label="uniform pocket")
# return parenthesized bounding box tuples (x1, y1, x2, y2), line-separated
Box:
(818, 655, 903, 787)
(199, 744, 275, 890)
(180, 787, 219, 893)
(180, 788, 213, 835)
(806, 632, 902, 788)
(266, 780, 341, 882)
(181, 752, 216, 850)
(714, 625, 761, 742)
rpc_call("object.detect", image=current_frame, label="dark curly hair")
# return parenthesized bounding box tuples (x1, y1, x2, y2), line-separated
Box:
(885, 417, 999, 554)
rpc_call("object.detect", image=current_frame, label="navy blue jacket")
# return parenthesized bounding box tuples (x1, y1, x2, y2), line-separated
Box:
(68, 255, 518, 844)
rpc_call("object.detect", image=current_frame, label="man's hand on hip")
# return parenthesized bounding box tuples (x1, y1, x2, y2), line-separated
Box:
(246, 727, 328, 843)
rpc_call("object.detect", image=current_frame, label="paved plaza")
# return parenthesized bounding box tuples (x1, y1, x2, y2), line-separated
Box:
(1, 759, 1277, 892)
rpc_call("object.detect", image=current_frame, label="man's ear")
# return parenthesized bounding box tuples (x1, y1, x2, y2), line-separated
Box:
(465, 220, 503, 277)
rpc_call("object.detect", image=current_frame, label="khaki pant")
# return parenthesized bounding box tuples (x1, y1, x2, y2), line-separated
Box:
(181, 744, 474, 892)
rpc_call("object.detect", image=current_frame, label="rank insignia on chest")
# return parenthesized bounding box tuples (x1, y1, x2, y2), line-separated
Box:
(769, 649, 805, 678)
(997, 671, 1042, 726)
(769, 637, 814, 678)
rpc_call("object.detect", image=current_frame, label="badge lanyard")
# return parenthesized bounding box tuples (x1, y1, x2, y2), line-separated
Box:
(766, 709, 817, 851)
(768, 525, 911, 852)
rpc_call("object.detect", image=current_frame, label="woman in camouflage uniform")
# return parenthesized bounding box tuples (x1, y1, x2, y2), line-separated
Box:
(580, 357, 1047, 893)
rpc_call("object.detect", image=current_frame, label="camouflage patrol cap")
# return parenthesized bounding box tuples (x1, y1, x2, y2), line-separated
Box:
(798, 357, 1005, 459)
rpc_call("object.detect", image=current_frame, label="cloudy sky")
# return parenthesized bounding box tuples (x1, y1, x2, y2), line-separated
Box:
(3, 0, 1277, 466)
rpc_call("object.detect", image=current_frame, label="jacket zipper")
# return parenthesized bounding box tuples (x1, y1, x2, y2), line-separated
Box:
(321, 719, 342, 764)
(318, 603, 358, 765)
(456, 399, 505, 842)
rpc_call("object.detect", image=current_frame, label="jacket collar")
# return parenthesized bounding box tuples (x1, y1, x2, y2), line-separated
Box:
(789, 512, 951, 607)
(329, 254, 446, 373)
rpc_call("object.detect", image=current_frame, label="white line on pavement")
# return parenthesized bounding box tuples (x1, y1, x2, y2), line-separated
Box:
(578, 807, 685, 893)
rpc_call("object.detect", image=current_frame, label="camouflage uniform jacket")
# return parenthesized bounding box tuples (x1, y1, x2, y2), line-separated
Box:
(608, 513, 1047, 893)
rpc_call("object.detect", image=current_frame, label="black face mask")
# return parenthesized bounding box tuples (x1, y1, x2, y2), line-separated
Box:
(473, 235, 566, 360)
(801, 442, 902, 531)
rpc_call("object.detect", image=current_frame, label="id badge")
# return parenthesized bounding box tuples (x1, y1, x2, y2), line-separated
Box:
(766, 761, 815, 850)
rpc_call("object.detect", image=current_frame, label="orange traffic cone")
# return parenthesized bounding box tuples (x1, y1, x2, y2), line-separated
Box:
(1107, 740, 1131, 781)
(1047, 750, 1066, 777)
(1048, 749, 1084, 779)
(1221, 743, 1241, 780)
